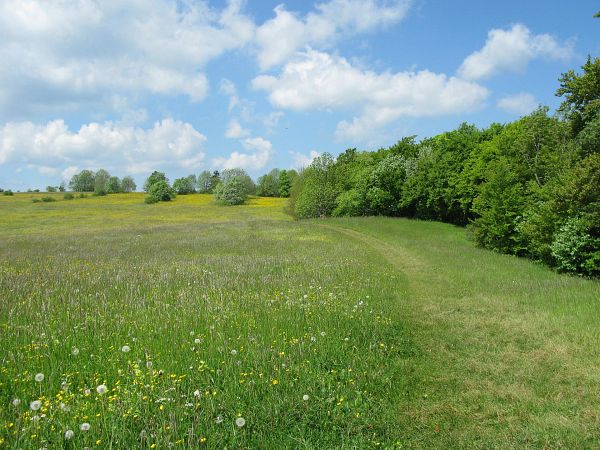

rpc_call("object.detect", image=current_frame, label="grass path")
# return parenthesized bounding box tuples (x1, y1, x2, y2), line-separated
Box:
(322, 218, 600, 448)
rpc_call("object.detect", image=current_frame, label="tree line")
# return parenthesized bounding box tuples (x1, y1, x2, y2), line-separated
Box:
(288, 57, 600, 277)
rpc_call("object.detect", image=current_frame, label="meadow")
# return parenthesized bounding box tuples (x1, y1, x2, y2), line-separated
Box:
(1, 193, 599, 449)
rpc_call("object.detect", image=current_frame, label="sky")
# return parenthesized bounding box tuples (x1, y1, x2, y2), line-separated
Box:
(0, 0, 598, 190)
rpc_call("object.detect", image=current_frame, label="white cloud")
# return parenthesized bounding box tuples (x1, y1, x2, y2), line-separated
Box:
(253, 49, 488, 141)
(0, 0, 255, 118)
(212, 137, 274, 171)
(255, 0, 411, 69)
(497, 92, 539, 115)
(0, 119, 206, 175)
(225, 119, 251, 139)
(290, 150, 320, 169)
(458, 24, 573, 80)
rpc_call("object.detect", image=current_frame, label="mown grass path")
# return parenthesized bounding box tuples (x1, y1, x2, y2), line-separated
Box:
(321, 218, 600, 448)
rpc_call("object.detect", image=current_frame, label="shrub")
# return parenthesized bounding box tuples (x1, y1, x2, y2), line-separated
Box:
(214, 178, 248, 205)
(551, 215, 600, 276)
(145, 180, 175, 204)
(79, 193, 87, 198)
(93, 189, 107, 196)
(64, 193, 74, 200)
(32, 198, 41, 203)
(41, 196, 56, 202)
(3, 190, 14, 196)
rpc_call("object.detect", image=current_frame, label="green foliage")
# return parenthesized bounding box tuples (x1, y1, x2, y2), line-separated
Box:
(278, 170, 292, 197)
(41, 196, 56, 202)
(63, 193, 74, 200)
(551, 215, 600, 276)
(256, 169, 280, 197)
(143, 171, 168, 192)
(197, 170, 213, 193)
(3, 190, 13, 196)
(220, 168, 255, 195)
(69, 169, 95, 192)
(292, 153, 339, 218)
(121, 176, 137, 193)
(214, 177, 248, 205)
(173, 176, 196, 194)
(106, 176, 122, 193)
(145, 180, 176, 204)
(46, 186, 57, 192)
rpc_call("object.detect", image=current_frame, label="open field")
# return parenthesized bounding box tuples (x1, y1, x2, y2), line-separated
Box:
(1, 193, 599, 448)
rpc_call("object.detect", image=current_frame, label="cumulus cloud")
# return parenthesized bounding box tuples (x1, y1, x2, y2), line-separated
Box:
(290, 150, 321, 169)
(255, 0, 411, 69)
(212, 137, 274, 171)
(225, 119, 251, 139)
(0, 119, 207, 174)
(458, 24, 573, 80)
(0, 0, 255, 118)
(253, 49, 488, 141)
(497, 92, 539, 115)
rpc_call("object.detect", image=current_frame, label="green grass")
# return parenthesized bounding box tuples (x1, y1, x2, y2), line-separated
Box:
(1, 193, 599, 448)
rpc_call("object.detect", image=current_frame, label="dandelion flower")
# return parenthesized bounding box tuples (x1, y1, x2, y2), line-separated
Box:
(65, 430, 74, 439)
(80, 422, 91, 431)
(30, 400, 41, 411)
(96, 384, 108, 394)
(34, 373, 44, 382)
(71, 347, 80, 356)
(12, 398, 20, 406)
(121, 345, 131, 353)
(303, 395, 309, 401)
(235, 417, 246, 428)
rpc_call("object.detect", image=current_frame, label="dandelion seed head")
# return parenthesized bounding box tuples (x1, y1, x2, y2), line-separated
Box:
(303, 395, 309, 401)
(30, 400, 41, 411)
(194, 338, 201, 344)
(71, 347, 79, 356)
(96, 384, 108, 395)
(34, 373, 44, 382)
(121, 345, 131, 353)
(12, 398, 20, 406)
(193, 389, 201, 397)
(215, 415, 223, 424)
(84, 388, 91, 395)
(80, 422, 91, 431)
(235, 417, 246, 427)
(65, 429, 74, 439)
(230, 349, 237, 356)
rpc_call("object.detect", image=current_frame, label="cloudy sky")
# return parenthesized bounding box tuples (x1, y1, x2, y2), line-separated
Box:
(0, 0, 598, 190)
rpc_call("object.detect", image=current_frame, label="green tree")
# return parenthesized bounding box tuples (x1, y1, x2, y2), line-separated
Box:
(197, 171, 213, 193)
(278, 170, 291, 197)
(144, 171, 168, 192)
(145, 180, 176, 204)
(94, 169, 111, 195)
(257, 169, 280, 197)
(214, 177, 248, 205)
(121, 176, 137, 192)
(221, 169, 255, 194)
(292, 153, 338, 218)
(173, 176, 196, 194)
(69, 170, 95, 192)
(106, 176, 121, 193)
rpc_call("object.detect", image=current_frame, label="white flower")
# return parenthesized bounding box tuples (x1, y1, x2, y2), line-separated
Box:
(215, 415, 223, 424)
(320, 331, 326, 337)
(96, 384, 108, 394)
(71, 347, 79, 356)
(80, 422, 91, 431)
(12, 398, 21, 406)
(34, 373, 44, 382)
(302, 395, 309, 401)
(121, 345, 131, 353)
(30, 400, 41, 411)
(235, 417, 246, 427)
(194, 338, 201, 344)
(84, 388, 91, 395)
(65, 429, 75, 439)
(230, 349, 237, 356)
(193, 389, 201, 397)
(146, 361, 153, 368)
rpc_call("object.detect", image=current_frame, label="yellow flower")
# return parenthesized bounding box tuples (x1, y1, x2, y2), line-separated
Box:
(271, 378, 279, 385)
(200, 437, 207, 444)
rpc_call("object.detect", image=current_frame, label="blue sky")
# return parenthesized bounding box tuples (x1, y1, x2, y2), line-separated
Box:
(0, 0, 598, 190)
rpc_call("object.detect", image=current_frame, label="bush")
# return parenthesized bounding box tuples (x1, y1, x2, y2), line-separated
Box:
(93, 189, 107, 196)
(79, 193, 87, 198)
(214, 178, 248, 205)
(41, 196, 56, 202)
(145, 180, 175, 204)
(3, 190, 14, 196)
(32, 198, 41, 203)
(551, 216, 600, 276)
(64, 193, 74, 200)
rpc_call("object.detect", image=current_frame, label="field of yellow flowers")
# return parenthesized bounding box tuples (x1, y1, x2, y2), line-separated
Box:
(1, 193, 600, 448)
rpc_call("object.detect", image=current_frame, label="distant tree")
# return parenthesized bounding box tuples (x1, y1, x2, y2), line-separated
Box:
(210, 170, 221, 191)
(106, 176, 122, 193)
(186, 174, 197, 191)
(46, 186, 57, 192)
(292, 153, 338, 218)
(220, 169, 255, 195)
(58, 182, 66, 192)
(121, 176, 137, 192)
(69, 170, 95, 192)
(278, 170, 291, 197)
(93, 169, 110, 195)
(145, 180, 176, 204)
(214, 178, 248, 205)
(197, 170, 213, 193)
(143, 171, 168, 192)
(3, 190, 14, 196)
(173, 176, 196, 194)
(257, 169, 280, 197)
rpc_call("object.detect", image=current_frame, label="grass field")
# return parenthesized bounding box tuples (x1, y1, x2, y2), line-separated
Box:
(1, 193, 599, 449)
